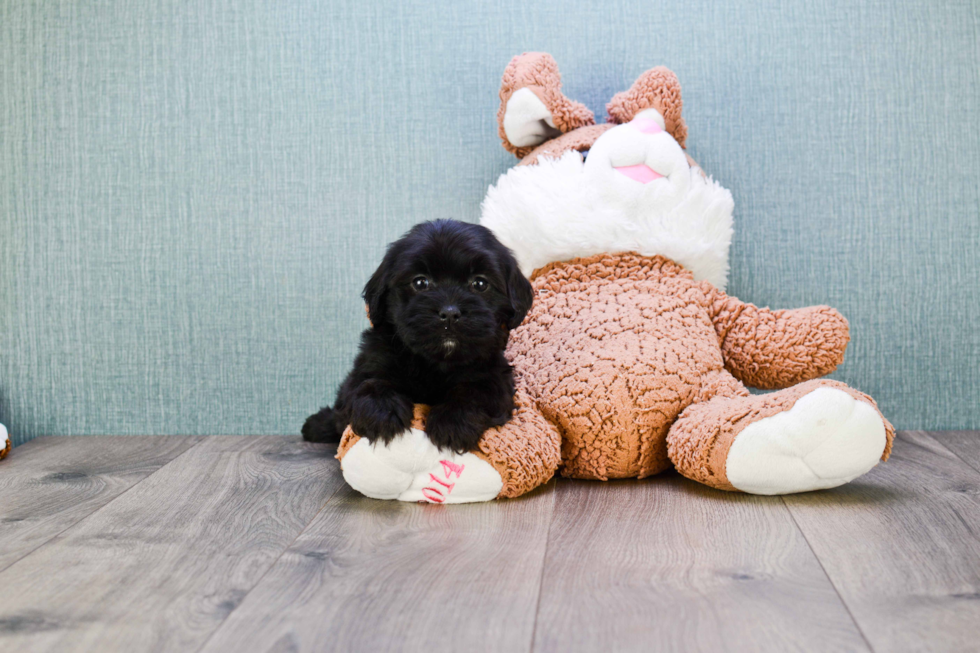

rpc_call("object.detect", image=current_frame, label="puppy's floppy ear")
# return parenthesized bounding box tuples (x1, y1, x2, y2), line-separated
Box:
(362, 250, 394, 327)
(503, 254, 534, 329)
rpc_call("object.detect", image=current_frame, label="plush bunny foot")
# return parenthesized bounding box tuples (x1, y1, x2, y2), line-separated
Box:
(668, 379, 893, 495)
(724, 387, 887, 494)
(340, 426, 503, 504)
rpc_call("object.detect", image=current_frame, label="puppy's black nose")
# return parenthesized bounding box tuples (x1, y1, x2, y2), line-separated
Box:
(439, 305, 461, 327)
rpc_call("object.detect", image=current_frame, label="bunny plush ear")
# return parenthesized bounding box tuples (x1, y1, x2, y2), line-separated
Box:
(497, 52, 595, 159)
(606, 66, 688, 148)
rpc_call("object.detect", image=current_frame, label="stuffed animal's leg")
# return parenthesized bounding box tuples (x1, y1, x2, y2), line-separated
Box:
(474, 387, 562, 498)
(335, 406, 502, 504)
(667, 377, 894, 495)
(335, 390, 561, 502)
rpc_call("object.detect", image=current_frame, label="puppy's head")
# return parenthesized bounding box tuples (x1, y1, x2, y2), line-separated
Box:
(363, 220, 533, 363)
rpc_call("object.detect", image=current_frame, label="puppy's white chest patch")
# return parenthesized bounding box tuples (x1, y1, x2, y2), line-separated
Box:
(341, 427, 503, 504)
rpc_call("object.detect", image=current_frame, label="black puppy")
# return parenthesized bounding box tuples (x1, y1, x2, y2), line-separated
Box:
(302, 220, 534, 453)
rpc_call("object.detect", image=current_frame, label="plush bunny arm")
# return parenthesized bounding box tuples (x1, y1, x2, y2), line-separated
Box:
(703, 284, 850, 390)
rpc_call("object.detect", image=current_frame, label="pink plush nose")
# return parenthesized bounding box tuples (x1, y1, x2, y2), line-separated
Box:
(631, 118, 663, 134)
(614, 164, 663, 184)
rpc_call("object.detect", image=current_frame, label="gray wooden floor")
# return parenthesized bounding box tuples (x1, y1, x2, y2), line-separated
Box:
(1, 432, 978, 653)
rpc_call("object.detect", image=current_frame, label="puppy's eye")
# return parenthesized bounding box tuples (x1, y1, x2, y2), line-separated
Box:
(471, 276, 489, 293)
(411, 276, 430, 291)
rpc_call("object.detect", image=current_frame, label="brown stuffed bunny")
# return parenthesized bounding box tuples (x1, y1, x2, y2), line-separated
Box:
(0, 424, 10, 460)
(336, 53, 893, 502)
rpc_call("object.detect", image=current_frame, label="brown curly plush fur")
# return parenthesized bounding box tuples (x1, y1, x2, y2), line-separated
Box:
(503, 252, 893, 486)
(606, 66, 688, 148)
(517, 124, 614, 167)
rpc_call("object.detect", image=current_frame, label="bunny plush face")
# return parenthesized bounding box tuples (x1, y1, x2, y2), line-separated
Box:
(481, 54, 735, 289)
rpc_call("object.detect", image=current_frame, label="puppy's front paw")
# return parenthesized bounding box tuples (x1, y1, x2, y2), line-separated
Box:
(425, 406, 486, 454)
(349, 381, 413, 444)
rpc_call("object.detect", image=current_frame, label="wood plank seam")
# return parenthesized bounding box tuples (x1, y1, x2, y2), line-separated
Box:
(0, 436, 204, 574)
(197, 474, 560, 652)
(0, 436, 347, 652)
(191, 472, 350, 653)
(781, 496, 875, 652)
(923, 431, 980, 476)
(781, 430, 980, 652)
(531, 472, 874, 651)
(529, 476, 560, 653)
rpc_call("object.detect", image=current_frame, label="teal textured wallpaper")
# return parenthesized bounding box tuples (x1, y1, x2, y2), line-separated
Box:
(1, 0, 978, 445)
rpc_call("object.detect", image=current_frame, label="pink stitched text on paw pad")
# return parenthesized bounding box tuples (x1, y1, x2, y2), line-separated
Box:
(421, 460, 466, 503)
(440, 460, 465, 479)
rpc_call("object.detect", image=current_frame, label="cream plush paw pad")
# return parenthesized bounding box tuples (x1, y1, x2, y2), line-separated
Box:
(725, 388, 887, 495)
(340, 427, 503, 504)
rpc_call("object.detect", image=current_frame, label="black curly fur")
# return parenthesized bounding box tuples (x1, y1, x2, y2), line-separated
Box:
(302, 220, 533, 454)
